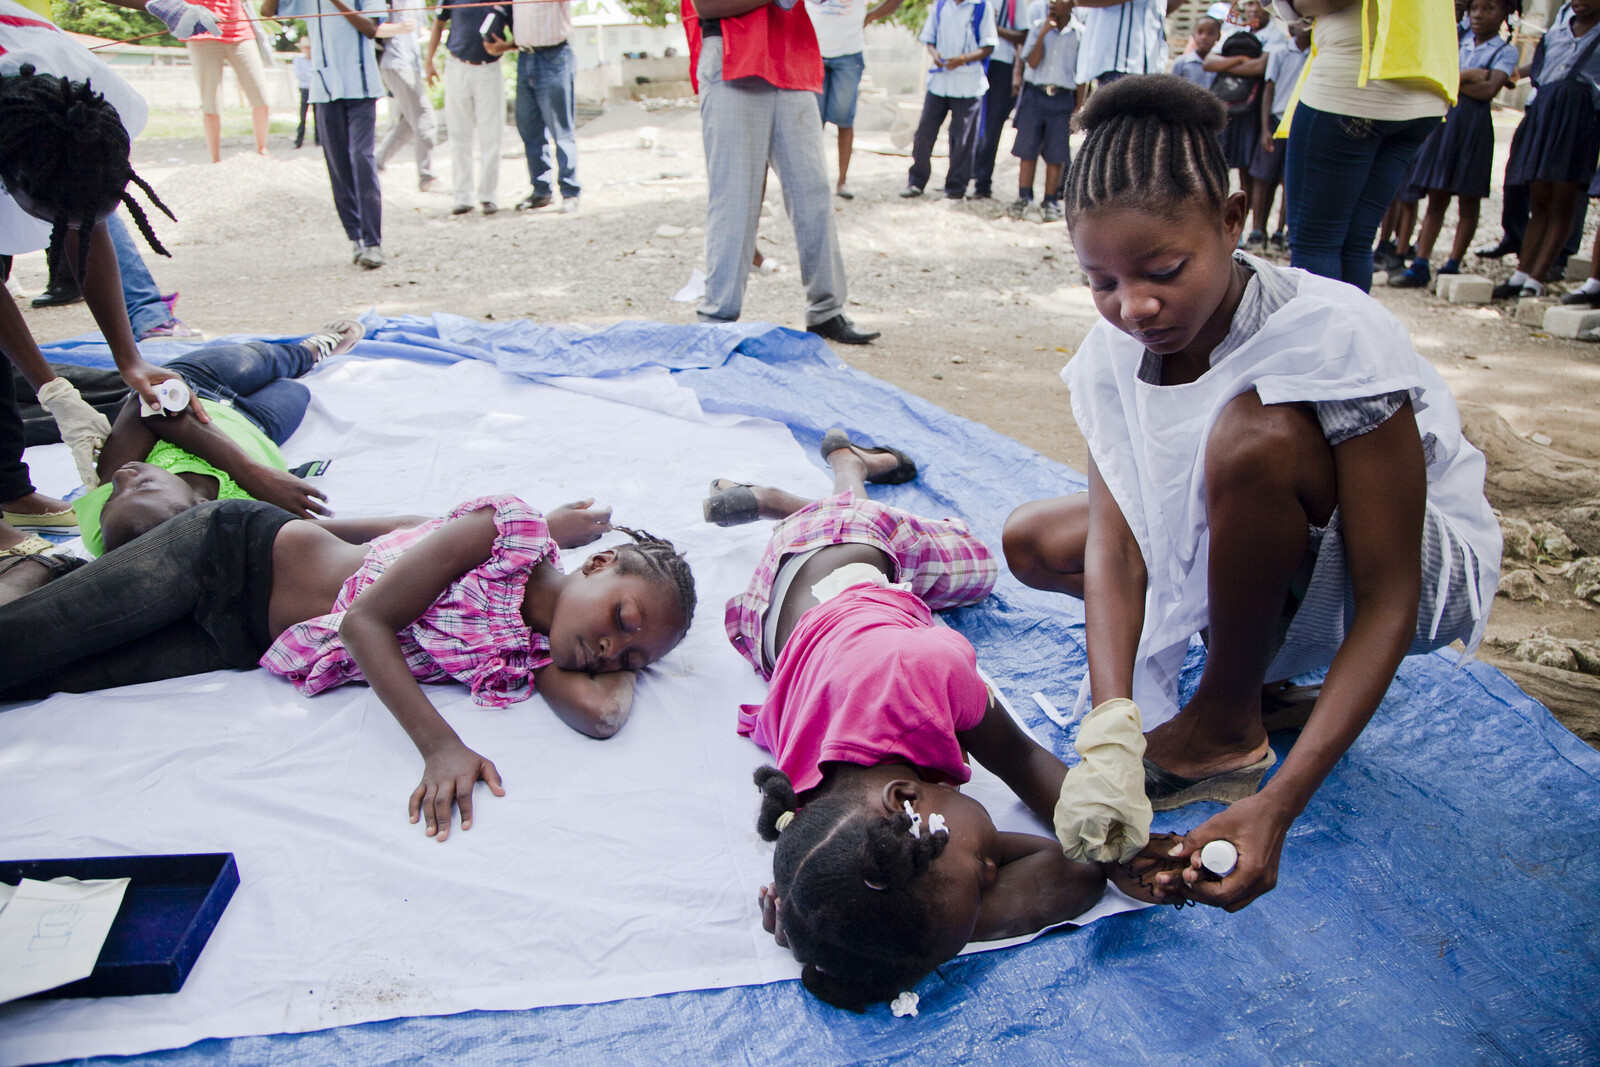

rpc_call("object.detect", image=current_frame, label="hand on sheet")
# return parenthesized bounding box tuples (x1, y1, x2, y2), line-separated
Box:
(546, 498, 613, 549)
(241, 465, 331, 519)
(1153, 793, 1290, 911)
(757, 884, 790, 949)
(409, 741, 505, 842)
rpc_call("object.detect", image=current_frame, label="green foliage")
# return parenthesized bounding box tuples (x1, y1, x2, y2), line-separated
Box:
(616, 0, 677, 28)
(885, 0, 929, 32)
(272, 18, 309, 50)
(50, 0, 178, 47)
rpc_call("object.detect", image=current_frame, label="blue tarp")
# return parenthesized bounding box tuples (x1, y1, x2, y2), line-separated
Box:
(39, 317, 1600, 1065)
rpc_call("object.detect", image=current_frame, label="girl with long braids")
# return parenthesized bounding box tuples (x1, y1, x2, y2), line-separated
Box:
(0, 2, 203, 554)
(704, 435, 1160, 1012)
(0, 495, 697, 842)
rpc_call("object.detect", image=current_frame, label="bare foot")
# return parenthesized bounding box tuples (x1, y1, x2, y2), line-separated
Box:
(1143, 700, 1271, 782)
(1, 492, 73, 517)
(0, 553, 71, 607)
(0, 520, 25, 552)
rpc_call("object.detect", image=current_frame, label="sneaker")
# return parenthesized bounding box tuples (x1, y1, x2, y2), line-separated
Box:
(560, 197, 580, 214)
(357, 245, 385, 270)
(516, 192, 553, 211)
(451, 204, 473, 216)
(1388, 261, 1430, 288)
(300, 318, 365, 361)
(1490, 281, 1525, 300)
(1438, 258, 1460, 276)
(1243, 229, 1268, 251)
(943, 190, 965, 201)
(481, 202, 499, 215)
(970, 190, 993, 201)
(139, 318, 204, 341)
(1560, 287, 1600, 306)
(1372, 239, 1397, 265)
(836, 184, 855, 200)
(1007, 196, 1033, 219)
(352, 239, 364, 263)
(1475, 239, 1516, 259)
(899, 185, 924, 198)
(1040, 199, 1064, 223)
(419, 177, 443, 193)
(1270, 230, 1289, 252)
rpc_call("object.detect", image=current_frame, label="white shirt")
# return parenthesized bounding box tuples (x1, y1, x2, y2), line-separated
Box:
(1074, 0, 1166, 83)
(513, 0, 572, 49)
(989, 0, 1029, 66)
(0, 0, 147, 256)
(920, 0, 999, 98)
(1020, 15, 1080, 87)
(805, 0, 866, 59)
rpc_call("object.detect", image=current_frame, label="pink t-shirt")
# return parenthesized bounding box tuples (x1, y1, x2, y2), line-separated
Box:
(737, 585, 989, 794)
(189, 0, 254, 45)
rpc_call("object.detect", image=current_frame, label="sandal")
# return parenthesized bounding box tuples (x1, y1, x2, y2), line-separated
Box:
(3, 507, 78, 530)
(1143, 749, 1276, 812)
(0, 551, 85, 581)
(818, 429, 918, 485)
(703, 479, 761, 527)
(0, 534, 55, 557)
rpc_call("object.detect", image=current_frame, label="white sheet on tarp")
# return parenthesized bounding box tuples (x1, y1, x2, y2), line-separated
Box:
(0, 357, 1139, 1065)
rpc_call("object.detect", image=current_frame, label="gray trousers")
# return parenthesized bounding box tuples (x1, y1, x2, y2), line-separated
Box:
(376, 64, 439, 186)
(697, 37, 846, 326)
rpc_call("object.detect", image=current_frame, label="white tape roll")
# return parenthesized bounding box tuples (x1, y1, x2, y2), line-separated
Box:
(1200, 839, 1238, 877)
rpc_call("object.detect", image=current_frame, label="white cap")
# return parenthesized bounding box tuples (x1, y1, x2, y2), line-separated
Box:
(1200, 839, 1238, 877)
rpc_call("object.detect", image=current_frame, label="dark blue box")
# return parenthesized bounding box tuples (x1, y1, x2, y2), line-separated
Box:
(0, 853, 238, 998)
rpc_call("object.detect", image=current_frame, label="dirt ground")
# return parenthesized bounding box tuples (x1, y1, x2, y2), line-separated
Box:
(11, 100, 1599, 739)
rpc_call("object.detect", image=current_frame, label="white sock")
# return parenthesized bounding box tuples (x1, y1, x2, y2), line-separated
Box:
(1579, 277, 1600, 295)
(1523, 279, 1545, 296)
(1508, 270, 1529, 287)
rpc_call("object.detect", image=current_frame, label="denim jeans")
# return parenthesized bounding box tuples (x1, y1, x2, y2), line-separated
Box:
(108, 211, 176, 339)
(0, 499, 293, 701)
(164, 340, 317, 445)
(1286, 104, 1439, 291)
(515, 43, 580, 200)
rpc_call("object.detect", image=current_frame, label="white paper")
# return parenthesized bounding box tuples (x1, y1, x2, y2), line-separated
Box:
(0, 878, 130, 1004)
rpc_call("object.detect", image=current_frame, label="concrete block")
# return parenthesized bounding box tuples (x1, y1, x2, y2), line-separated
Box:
(1515, 297, 1553, 326)
(1565, 255, 1593, 282)
(1447, 276, 1494, 304)
(1541, 304, 1600, 339)
(1372, 270, 1389, 287)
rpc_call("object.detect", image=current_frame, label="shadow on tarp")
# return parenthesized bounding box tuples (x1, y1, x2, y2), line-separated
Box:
(39, 316, 1600, 1066)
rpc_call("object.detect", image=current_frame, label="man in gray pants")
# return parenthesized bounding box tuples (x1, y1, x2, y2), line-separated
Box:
(689, 0, 877, 344)
(375, 8, 439, 191)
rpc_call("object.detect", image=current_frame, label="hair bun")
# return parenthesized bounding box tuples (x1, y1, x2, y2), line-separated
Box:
(1075, 73, 1227, 137)
(753, 766, 799, 841)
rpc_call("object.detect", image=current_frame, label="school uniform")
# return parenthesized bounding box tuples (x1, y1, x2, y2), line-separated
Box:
(1506, 6, 1600, 187)
(1074, 0, 1165, 84)
(276, 0, 387, 249)
(1215, 31, 1263, 171)
(1248, 39, 1309, 186)
(909, 0, 999, 197)
(973, 0, 1029, 198)
(1010, 12, 1079, 168)
(1170, 49, 1215, 91)
(1408, 33, 1517, 199)
(1062, 253, 1500, 728)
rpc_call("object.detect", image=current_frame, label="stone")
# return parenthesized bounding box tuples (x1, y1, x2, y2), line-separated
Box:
(950, 355, 965, 364)
(1372, 270, 1389, 287)
(1572, 643, 1600, 676)
(1555, 501, 1600, 556)
(1498, 568, 1543, 601)
(1500, 515, 1538, 562)
(653, 224, 687, 238)
(1513, 634, 1578, 672)
(1531, 432, 1554, 447)
(1540, 305, 1600, 338)
(1446, 276, 1494, 304)
(1565, 254, 1593, 282)
(1533, 520, 1577, 561)
(1516, 297, 1554, 326)
(1572, 557, 1600, 603)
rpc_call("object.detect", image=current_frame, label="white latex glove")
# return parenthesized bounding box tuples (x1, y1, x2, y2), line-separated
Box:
(1054, 697, 1153, 864)
(145, 0, 222, 40)
(36, 377, 113, 489)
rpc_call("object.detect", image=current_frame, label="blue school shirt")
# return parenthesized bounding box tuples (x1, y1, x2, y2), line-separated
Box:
(1074, 0, 1165, 84)
(276, 0, 386, 103)
(1170, 48, 1215, 89)
(990, 0, 1025, 65)
(1459, 33, 1516, 79)
(1537, 6, 1600, 93)
(1020, 16, 1080, 88)
(1265, 41, 1308, 117)
(920, 0, 999, 98)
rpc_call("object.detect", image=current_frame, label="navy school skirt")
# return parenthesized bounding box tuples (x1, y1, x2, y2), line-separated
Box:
(1410, 96, 1495, 198)
(1506, 78, 1600, 187)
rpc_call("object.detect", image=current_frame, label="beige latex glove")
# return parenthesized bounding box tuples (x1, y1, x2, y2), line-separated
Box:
(36, 377, 113, 489)
(1054, 697, 1153, 863)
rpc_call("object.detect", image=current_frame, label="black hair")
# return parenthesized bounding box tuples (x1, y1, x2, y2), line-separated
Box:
(610, 525, 697, 634)
(0, 66, 175, 283)
(1065, 74, 1231, 224)
(754, 766, 951, 1012)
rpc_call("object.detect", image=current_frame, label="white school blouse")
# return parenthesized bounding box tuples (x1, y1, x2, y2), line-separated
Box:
(1061, 263, 1500, 729)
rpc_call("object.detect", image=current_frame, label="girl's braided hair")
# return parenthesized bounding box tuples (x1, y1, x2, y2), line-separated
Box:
(0, 66, 176, 282)
(1064, 74, 1231, 224)
(610, 525, 697, 631)
(754, 766, 951, 1012)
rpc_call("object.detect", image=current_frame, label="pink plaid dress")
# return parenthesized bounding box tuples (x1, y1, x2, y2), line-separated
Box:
(724, 492, 998, 678)
(260, 495, 560, 707)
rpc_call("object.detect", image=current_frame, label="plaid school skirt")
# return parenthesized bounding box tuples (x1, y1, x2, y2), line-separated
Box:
(723, 492, 998, 678)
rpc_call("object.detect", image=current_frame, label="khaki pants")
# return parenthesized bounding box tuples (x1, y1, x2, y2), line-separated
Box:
(188, 39, 268, 115)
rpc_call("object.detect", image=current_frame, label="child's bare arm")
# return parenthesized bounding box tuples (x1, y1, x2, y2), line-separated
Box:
(972, 832, 1105, 940)
(957, 694, 1067, 825)
(530, 663, 639, 739)
(1173, 404, 1427, 911)
(314, 516, 432, 543)
(1083, 457, 1147, 704)
(337, 506, 505, 841)
(1459, 69, 1510, 100)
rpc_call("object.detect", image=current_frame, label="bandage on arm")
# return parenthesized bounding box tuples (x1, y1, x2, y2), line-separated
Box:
(1054, 698, 1153, 864)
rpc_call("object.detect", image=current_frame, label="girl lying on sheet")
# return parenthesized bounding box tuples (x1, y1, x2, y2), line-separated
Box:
(0, 491, 696, 841)
(705, 432, 1160, 1012)
(1001, 77, 1501, 912)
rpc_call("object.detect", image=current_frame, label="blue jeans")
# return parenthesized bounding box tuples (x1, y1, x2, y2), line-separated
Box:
(164, 340, 316, 445)
(108, 211, 175, 339)
(515, 44, 580, 200)
(1286, 104, 1439, 291)
(816, 51, 864, 128)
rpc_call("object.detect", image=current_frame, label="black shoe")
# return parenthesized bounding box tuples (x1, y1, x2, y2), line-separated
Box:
(31, 281, 82, 308)
(451, 204, 473, 215)
(1475, 239, 1516, 259)
(899, 185, 924, 198)
(807, 313, 879, 345)
(516, 193, 553, 211)
(1561, 288, 1600, 306)
(1491, 281, 1526, 300)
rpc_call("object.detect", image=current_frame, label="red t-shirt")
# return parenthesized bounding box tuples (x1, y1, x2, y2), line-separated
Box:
(682, 0, 823, 94)
(189, 0, 253, 45)
(737, 585, 990, 795)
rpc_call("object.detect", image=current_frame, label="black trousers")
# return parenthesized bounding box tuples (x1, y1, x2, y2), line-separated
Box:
(908, 93, 983, 197)
(0, 499, 295, 701)
(973, 60, 1016, 198)
(0, 316, 34, 502)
